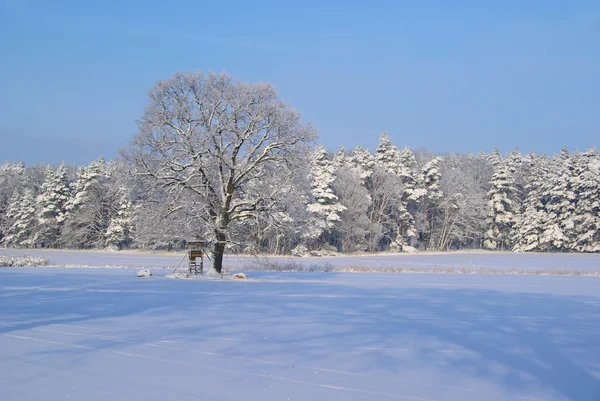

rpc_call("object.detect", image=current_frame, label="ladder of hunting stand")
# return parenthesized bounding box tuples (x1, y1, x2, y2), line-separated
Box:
(188, 249, 204, 274)
(187, 241, 205, 275)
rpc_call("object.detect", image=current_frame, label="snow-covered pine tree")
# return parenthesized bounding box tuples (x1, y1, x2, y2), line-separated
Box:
(345, 146, 389, 250)
(64, 158, 105, 216)
(372, 132, 420, 252)
(375, 132, 401, 174)
(105, 187, 134, 250)
(394, 147, 420, 250)
(34, 164, 71, 247)
(415, 156, 444, 249)
(512, 153, 551, 252)
(305, 145, 346, 244)
(0, 162, 25, 241)
(372, 133, 404, 250)
(332, 146, 347, 170)
(3, 189, 37, 247)
(2, 191, 22, 246)
(61, 158, 119, 248)
(347, 145, 375, 184)
(486, 148, 503, 170)
(399, 147, 421, 202)
(567, 148, 600, 252)
(538, 147, 576, 251)
(483, 149, 521, 250)
(420, 157, 443, 202)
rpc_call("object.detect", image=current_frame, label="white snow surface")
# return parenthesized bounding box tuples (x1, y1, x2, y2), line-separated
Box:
(1, 248, 600, 273)
(1, 266, 599, 400)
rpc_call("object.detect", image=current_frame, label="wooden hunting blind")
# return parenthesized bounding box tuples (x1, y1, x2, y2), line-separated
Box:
(187, 241, 205, 275)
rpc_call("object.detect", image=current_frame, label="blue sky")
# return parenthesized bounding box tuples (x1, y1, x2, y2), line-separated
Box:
(0, 0, 598, 165)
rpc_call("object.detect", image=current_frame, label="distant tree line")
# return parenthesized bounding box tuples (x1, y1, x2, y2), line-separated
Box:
(1, 133, 598, 254)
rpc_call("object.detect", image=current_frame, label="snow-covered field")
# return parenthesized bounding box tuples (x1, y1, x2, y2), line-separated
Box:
(1, 263, 600, 400)
(1, 248, 600, 273)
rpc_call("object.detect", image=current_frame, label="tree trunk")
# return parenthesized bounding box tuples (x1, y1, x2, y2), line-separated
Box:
(211, 230, 227, 274)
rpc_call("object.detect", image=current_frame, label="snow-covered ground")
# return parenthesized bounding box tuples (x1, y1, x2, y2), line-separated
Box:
(1, 248, 600, 272)
(1, 267, 599, 400)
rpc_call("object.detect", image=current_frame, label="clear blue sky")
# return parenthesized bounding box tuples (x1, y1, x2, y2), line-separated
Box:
(1, 0, 598, 165)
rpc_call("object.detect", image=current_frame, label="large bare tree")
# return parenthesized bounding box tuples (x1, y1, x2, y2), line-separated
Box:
(126, 71, 316, 274)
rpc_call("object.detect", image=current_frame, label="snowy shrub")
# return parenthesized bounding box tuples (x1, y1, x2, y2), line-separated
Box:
(0, 255, 49, 267)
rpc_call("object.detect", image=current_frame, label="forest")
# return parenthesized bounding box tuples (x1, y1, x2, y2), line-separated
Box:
(1, 133, 598, 255)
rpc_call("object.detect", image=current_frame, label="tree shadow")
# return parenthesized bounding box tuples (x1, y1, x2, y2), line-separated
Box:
(2, 269, 599, 400)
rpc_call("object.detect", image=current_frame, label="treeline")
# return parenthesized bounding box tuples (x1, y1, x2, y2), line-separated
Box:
(1, 133, 599, 254)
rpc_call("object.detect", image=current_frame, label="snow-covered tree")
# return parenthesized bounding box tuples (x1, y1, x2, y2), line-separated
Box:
(228, 159, 312, 255)
(34, 164, 71, 247)
(373, 133, 420, 252)
(512, 154, 551, 252)
(61, 159, 111, 248)
(347, 145, 375, 183)
(64, 158, 105, 215)
(484, 149, 521, 250)
(399, 147, 421, 201)
(419, 157, 443, 203)
(126, 71, 316, 274)
(538, 148, 576, 251)
(332, 146, 347, 170)
(567, 149, 600, 252)
(371, 133, 403, 250)
(366, 165, 402, 251)
(1, 139, 598, 254)
(305, 145, 346, 243)
(2, 189, 37, 247)
(432, 153, 490, 250)
(332, 166, 371, 252)
(393, 147, 421, 250)
(414, 156, 443, 249)
(486, 148, 503, 169)
(105, 188, 135, 249)
(0, 162, 25, 242)
(375, 132, 401, 174)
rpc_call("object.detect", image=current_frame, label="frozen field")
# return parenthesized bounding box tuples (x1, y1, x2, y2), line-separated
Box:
(1, 267, 599, 400)
(1, 248, 600, 272)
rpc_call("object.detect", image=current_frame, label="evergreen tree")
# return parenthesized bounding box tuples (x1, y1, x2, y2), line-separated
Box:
(484, 150, 520, 250)
(375, 132, 401, 174)
(373, 133, 404, 250)
(3, 189, 37, 247)
(347, 145, 375, 184)
(373, 134, 419, 251)
(395, 147, 420, 249)
(1, 142, 598, 254)
(0, 161, 25, 241)
(399, 147, 421, 201)
(305, 145, 346, 242)
(512, 154, 551, 252)
(332, 146, 347, 170)
(487, 148, 503, 169)
(105, 188, 135, 249)
(34, 164, 71, 247)
(64, 158, 105, 216)
(568, 149, 600, 251)
(538, 148, 576, 251)
(62, 158, 116, 248)
(415, 157, 443, 248)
